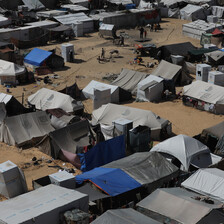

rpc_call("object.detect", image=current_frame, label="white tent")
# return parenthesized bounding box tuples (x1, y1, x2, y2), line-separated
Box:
(212, 6, 224, 18)
(82, 80, 119, 103)
(0, 59, 26, 85)
(151, 134, 222, 171)
(182, 20, 222, 40)
(92, 103, 171, 140)
(183, 80, 224, 114)
(182, 168, 224, 203)
(0, 111, 55, 147)
(137, 75, 164, 102)
(136, 187, 222, 224)
(28, 88, 83, 113)
(0, 184, 88, 224)
(180, 4, 206, 21)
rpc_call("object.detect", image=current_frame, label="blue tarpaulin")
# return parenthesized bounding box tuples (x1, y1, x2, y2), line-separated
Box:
(24, 48, 52, 66)
(75, 167, 141, 196)
(79, 135, 125, 172)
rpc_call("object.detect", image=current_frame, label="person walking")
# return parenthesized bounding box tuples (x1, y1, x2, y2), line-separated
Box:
(144, 29, 147, 39)
(101, 48, 105, 59)
(139, 27, 144, 39)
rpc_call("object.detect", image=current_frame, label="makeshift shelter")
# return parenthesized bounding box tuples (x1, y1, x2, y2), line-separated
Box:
(24, 48, 52, 67)
(188, 48, 216, 62)
(180, 4, 206, 21)
(182, 20, 222, 40)
(22, 0, 45, 11)
(212, 6, 224, 18)
(36, 10, 67, 18)
(136, 75, 164, 102)
(182, 168, 224, 203)
(0, 184, 88, 224)
(0, 59, 26, 85)
(92, 208, 161, 224)
(59, 82, 82, 100)
(92, 103, 171, 140)
(136, 187, 222, 224)
(151, 60, 190, 86)
(205, 50, 224, 65)
(76, 152, 178, 196)
(111, 68, 148, 95)
(54, 13, 94, 33)
(211, 28, 224, 48)
(182, 80, 224, 114)
(99, 23, 116, 38)
(197, 208, 224, 224)
(61, 4, 89, 13)
(28, 88, 84, 113)
(39, 119, 90, 158)
(0, 111, 54, 147)
(157, 42, 196, 61)
(151, 134, 222, 171)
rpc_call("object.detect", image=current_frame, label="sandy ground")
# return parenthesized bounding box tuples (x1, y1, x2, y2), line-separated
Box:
(0, 18, 223, 194)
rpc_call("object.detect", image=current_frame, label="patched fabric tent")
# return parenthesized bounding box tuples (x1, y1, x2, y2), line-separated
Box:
(180, 4, 206, 21)
(182, 168, 224, 203)
(183, 80, 224, 114)
(91, 103, 171, 140)
(92, 208, 161, 224)
(28, 88, 83, 113)
(151, 60, 186, 85)
(137, 75, 164, 102)
(0, 111, 54, 147)
(136, 187, 222, 224)
(24, 48, 52, 67)
(111, 68, 148, 95)
(0, 59, 26, 85)
(151, 134, 221, 171)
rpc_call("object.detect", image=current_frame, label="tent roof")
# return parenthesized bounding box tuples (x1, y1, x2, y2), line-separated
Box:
(91, 103, 169, 130)
(180, 4, 203, 13)
(197, 208, 224, 224)
(212, 28, 224, 36)
(0, 184, 88, 224)
(183, 80, 224, 104)
(202, 121, 224, 139)
(0, 59, 25, 77)
(138, 75, 163, 90)
(151, 134, 212, 171)
(4, 111, 54, 146)
(151, 60, 181, 80)
(103, 152, 178, 185)
(75, 167, 142, 196)
(111, 68, 148, 95)
(24, 48, 52, 67)
(182, 168, 224, 203)
(0, 93, 13, 104)
(92, 208, 161, 224)
(28, 88, 83, 113)
(48, 25, 72, 32)
(22, 0, 45, 11)
(137, 187, 222, 224)
(205, 50, 224, 61)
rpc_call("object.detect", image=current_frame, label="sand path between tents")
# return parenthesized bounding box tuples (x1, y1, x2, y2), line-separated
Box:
(0, 18, 223, 195)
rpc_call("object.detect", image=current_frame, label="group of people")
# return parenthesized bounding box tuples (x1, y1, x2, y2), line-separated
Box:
(139, 23, 161, 39)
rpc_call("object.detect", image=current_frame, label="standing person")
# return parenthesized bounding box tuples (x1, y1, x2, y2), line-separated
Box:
(69, 50, 73, 62)
(144, 29, 147, 39)
(139, 27, 144, 39)
(150, 23, 154, 32)
(101, 48, 105, 59)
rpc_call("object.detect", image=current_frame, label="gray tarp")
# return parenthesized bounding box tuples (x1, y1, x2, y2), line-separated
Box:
(137, 187, 222, 224)
(0, 111, 54, 147)
(182, 168, 224, 203)
(180, 4, 206, 21)
(111, 68, 148, 95)
(0, 184, 88, 224)
(205, 50, 224, 62)
(151, 60, 182, 83)
(91, 103, 170, 140)
(202, 121, 224, 139)
(92, 208, 161, 224)
(22, 0, 45, 11)
(103, 152, 179, 185)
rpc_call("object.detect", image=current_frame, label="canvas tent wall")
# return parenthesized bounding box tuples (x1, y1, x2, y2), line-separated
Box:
(0, 184, 88, 224)
(92, 208, 161, 224)
(151, 134, 221, 171)
(82, 80, 119, 103)
(182, 20, 222, 40)
(182, 168, 224, 203)
(137, 75, 164, 102)
(183, 80, 224, 114)
(28, 88, 83, 113)
(180, 4, 206, 21)
(0, 111, 54, 147)
(0, 59, 26, 85)
(212, 6, 224, 17)
(136, 187, 222, 224)
(54, 13, 94, 33)
(111, 68, 148, 95)
(92, 103, 171, 140)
